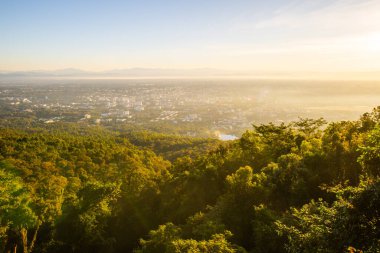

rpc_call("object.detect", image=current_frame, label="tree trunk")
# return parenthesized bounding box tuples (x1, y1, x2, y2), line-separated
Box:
(28, 221, 40, 253)
(20, 228, 28, 253)
(4, 229, 18, 253)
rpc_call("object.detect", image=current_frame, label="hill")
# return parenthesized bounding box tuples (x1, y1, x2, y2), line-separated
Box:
(1, 107, 380, 253)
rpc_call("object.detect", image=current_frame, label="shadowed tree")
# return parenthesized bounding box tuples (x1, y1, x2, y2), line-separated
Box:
(0, 161, 37, 253)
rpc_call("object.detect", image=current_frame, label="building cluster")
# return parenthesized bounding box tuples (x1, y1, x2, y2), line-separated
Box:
(0, 83, 304, 135)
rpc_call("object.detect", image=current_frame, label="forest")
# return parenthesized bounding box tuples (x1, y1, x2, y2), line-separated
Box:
(1, 107, 379, 253)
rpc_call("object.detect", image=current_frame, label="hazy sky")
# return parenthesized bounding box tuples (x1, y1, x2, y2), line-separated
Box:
(1, 0, 380, 78)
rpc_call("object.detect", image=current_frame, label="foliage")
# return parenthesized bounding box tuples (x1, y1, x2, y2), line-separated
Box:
(136, 223, 245, 253)
(276, 178, 380, 253)
(0, 107, 380, 253)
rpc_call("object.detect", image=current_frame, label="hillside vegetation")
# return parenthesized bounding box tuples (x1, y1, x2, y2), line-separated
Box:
(1, 107, 380, 253)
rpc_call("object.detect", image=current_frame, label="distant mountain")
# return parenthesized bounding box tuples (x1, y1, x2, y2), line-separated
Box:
(2, 69, 379, 80)
(0, 68, 91, 77)
(0, 68, 244, 79)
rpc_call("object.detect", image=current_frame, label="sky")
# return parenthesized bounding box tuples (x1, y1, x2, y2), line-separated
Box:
(1, 0, 380, 78)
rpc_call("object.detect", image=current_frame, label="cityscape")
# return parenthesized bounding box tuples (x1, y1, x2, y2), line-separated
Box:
(2, 79, 378, 139)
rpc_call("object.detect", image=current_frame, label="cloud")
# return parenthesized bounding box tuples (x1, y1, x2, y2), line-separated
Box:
(254, 0, 380, 37)
(205, 0, 380, 74)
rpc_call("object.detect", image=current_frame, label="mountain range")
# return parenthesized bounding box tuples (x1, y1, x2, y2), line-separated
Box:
(0, 68, 245, 78)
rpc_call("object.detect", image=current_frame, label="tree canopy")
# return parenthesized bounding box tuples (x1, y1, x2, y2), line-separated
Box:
(1, 107, 380, 253)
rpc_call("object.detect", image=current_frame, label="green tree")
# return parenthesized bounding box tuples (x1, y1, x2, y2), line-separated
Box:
(0, 161, 37, 253)
(359, 125, 380, 177)
(136, 223, 244, 253)
(54, 181, 120, 253)
(276, 178, 380, 253)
